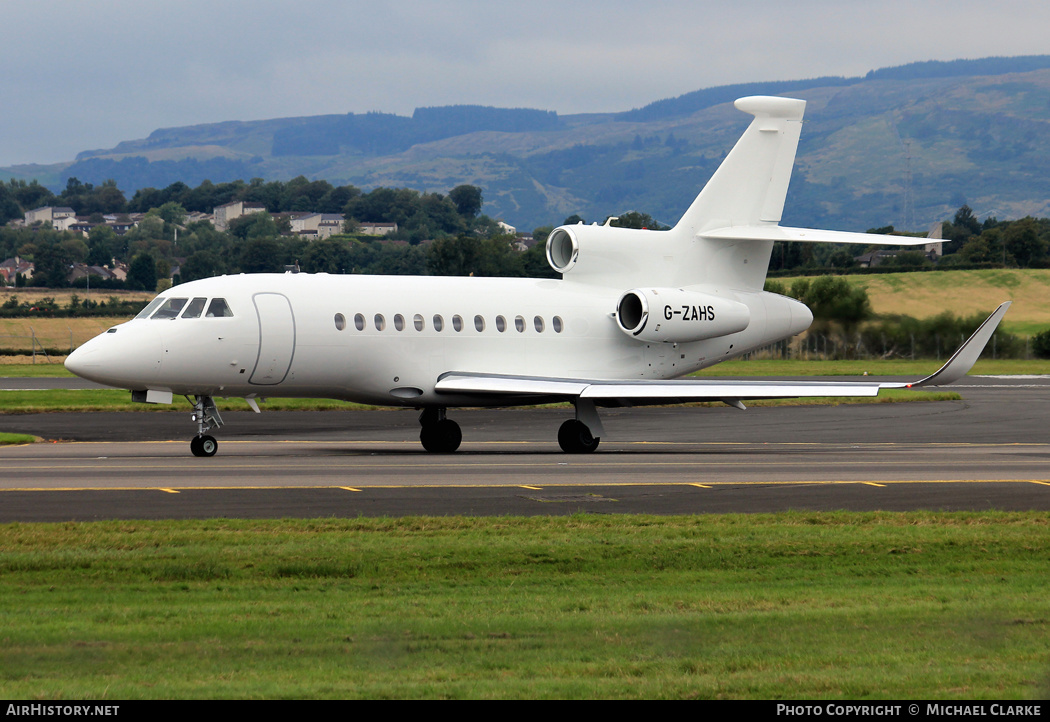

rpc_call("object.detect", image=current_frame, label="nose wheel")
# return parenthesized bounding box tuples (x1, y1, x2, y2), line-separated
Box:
(188, 395, 223, 458)
(191, 435, 218, 457)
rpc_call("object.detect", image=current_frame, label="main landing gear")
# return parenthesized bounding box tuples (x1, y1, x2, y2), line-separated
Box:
(558, 419, 599, 453)
(418, 400, 604, 454)
(558, 398, 604, 453)
(189, 395, 223, 457)
(419, 407, 462, 453)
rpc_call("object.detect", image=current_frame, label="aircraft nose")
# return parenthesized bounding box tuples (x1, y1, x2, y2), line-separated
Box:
(64, 343, 95, 378)
(65, 326, 164, 389)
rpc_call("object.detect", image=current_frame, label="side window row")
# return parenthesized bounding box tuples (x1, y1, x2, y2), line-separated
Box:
(334, 313, 564, 334)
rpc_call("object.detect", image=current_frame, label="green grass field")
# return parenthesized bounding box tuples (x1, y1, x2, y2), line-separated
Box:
(1, 514, 1046, 699)
(0, 387, 958, 415)
(775, 268, 1050, 335)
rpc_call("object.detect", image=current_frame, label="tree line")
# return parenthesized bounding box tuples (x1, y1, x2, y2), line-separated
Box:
(0, 176, 566, 290)
(4, 172, 1050, 297)
(767, 206, 1050, 274)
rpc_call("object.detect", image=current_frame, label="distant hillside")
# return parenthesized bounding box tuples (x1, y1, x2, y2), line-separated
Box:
(621, 56, 1050, 121)
(7, 55, 1050, 232)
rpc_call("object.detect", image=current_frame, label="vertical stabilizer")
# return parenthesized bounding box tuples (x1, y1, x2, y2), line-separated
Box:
(674, 96, 805, 237)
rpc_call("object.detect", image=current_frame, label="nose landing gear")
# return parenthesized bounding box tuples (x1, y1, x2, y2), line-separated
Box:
(190, 434, 218, 457)
(189, 395, 223, 457)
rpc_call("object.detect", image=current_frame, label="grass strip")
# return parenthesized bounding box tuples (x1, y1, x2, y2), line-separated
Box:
(0, 513, 1047, 699)
(0, 388, 959, 414)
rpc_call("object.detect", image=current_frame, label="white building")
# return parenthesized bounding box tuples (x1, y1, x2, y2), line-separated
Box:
(291, 213, 347, 239)
(24, 206, 75, 226)
(213, 201, 267, 231)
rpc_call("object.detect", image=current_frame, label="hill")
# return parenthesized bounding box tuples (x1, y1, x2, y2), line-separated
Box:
(6, 56, 1050, 232)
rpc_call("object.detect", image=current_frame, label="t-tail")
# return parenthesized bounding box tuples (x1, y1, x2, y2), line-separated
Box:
(544, 95, 932, 291)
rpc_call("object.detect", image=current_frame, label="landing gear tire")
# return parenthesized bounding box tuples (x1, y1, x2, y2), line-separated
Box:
(188, 395, 223, 457)
(191, 435, 218, 458)
(420, 419, 462, 453)
(558, 419, 599, 454)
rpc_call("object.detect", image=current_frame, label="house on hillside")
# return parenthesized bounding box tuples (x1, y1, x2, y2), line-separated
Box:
(213, 201, 267, 231)
(0, 256, 34, 284)
(24, 207, 75, 227)
(855, 222, 944, 268)
(68, 263, 121, 284)
(357, 222, 398, 236)
(291, 213, 346, 239)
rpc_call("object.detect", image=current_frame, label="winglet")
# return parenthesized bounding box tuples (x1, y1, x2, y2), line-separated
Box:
(882, 302, 1011, 389)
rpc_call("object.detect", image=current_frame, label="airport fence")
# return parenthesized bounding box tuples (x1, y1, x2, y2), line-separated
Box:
(0, 318, 122, 362)
(743, 329, 1031, 361)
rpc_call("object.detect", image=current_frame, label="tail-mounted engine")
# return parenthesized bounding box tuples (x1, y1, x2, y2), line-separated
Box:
(546, 227, 581, 273)
(615, 287, 750, 344)
(546, 224, 670, 283)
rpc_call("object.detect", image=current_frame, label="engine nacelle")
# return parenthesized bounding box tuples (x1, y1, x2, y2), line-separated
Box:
(546, 226, 581, 273)
(546, 224, 670, 283)
(615, 287, 750, 343)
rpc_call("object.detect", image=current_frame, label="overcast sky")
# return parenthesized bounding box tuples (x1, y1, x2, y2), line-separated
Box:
(4, 0, 1048, 167)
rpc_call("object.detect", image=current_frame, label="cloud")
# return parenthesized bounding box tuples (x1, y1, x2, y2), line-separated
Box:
(3, 0, 1049, 166)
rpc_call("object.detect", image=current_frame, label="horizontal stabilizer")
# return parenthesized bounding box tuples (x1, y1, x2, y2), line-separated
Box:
(702, 225, 931, 246)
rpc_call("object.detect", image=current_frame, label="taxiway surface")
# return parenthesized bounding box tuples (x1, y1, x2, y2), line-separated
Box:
(1, 376, 1048, 520)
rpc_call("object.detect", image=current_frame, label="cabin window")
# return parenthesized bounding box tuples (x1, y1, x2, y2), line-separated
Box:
(514, 315, 525, 333)
(334, 313, 346, 331)
(553, 316, 564, 333)
(206, 298, 233, 317)
(534, 316, 545, 333)
(474, 315, 485, 332)
(413, 314, 425, 331)
(394, 314, 405, 331)
(151, 298, 188, 320)
(374, 314, 386, 331)
(354, 313, 365, 331)
(136, 297, 166, 319)
(452, 315, 463, 332)
(495, 315, 506, 332)
(433, 315, 444, 332)
(181, 297, 207, 319)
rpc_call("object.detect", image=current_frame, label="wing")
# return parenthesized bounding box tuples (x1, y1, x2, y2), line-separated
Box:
(435, 302, 1011, 407)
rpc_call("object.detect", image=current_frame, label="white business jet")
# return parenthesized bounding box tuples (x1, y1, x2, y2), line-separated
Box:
(65, 96, 1009, 457)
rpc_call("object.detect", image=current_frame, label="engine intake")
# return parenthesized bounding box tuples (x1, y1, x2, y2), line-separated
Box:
(546, 227, 579, 273)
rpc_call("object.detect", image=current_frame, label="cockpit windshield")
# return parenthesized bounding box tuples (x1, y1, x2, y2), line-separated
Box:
(181, 297, 207, 319)
(151, 298, 188, 319)
(135, 297, 166, 320)
(139, 296, 234, 320)
(206, 298, 234, 317)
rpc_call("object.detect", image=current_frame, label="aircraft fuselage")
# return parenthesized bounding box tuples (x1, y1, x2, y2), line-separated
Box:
(66, 272, 811, 407)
